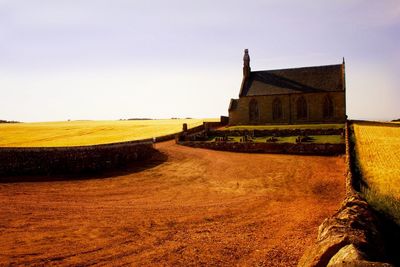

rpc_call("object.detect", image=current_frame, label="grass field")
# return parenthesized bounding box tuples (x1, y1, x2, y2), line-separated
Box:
(0, 119, 216, 147)
(222, 123, 344, 131)
(353, 122, 400, 223)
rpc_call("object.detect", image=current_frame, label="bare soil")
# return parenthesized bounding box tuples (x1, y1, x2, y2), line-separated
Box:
(0, 141, 345, 266)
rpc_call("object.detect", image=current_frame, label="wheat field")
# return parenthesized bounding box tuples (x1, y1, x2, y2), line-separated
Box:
(0, 119, 215, 147)
(353, 122, 400, 222)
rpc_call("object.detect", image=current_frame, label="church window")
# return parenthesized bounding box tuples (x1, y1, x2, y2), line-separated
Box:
(272, 98, 283, 121)
(323, 96, 334, 118)
(249, 98, 259, 122)
(296, 96, 307, 119)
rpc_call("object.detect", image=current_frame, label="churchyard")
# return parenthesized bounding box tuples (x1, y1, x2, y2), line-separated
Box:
(208, 134, 343, 144)
(209, 124, 345, 144)
(176, 123, 345, 155)
(221, 123, 345, 131)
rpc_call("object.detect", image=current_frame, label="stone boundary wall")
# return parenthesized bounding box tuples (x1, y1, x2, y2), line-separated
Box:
(0, 141, 155, 177)
(176, 121, 227, 142)
(178, 141, 345, 156)
(186, 124, 207, 135)
(141, 123, 210, 143)
(298, 121, 393, 266)
(210, 128, 344, 137)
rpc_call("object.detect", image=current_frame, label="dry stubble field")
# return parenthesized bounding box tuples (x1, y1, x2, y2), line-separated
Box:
(0, 119, 212, 147)
(0, 141, 345, 266)
(353, 121, 400, 223)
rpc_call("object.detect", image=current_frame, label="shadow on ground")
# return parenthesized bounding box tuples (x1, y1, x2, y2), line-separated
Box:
(0, 150, 168, 183)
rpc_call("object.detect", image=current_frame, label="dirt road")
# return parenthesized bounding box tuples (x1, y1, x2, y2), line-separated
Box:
(0, 141, 345, 266)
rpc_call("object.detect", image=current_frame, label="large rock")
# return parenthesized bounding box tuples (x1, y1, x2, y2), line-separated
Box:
(298, 236, 349, 267)
(328, 244, 365, 265)
(327, 244, 394, 266)
(298, 194, 390, 267)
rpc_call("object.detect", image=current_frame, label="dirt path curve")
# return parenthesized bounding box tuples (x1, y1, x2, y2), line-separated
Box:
(0, 141, 345, 266)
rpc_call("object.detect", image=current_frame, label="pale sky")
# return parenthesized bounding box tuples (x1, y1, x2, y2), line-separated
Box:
(1, 0, 399, 122)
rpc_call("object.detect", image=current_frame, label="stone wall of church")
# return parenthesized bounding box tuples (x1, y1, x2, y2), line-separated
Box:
(229, 91, 346, 125)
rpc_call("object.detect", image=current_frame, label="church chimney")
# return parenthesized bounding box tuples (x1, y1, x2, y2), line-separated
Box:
(243, 49, 251, 79)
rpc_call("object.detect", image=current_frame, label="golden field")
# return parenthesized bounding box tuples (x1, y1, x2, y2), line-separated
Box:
(0, 119, 215, 147)
(353, 122, 400, 222)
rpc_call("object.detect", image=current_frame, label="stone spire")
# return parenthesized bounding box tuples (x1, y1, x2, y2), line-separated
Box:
(243, 49, 251, 78)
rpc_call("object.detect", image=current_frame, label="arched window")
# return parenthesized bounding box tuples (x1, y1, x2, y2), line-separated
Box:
(296, 96, 307, 119)
(249, 98, 259, 123)
(272, 98, 282, 121)
(323, 96, 334, 118)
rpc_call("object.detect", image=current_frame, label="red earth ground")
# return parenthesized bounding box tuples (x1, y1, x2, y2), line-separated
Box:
(0, 141, 345, 266)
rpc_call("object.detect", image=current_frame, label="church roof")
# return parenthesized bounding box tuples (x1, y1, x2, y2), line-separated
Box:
(239, 63, 344, 97)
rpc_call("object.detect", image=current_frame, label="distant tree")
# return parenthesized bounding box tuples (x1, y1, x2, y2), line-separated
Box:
(0, 119, 20, 123)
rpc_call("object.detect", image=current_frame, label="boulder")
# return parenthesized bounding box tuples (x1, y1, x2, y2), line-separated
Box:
(327, 244, 365, 265)
(298, 236, 349, 267)
(298, 195, 390, 267)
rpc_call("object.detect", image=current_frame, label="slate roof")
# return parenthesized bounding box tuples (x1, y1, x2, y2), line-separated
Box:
(239, 64, 344, 97)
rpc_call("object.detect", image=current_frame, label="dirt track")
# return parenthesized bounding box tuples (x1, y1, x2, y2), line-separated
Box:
(0, 141, 345, 266)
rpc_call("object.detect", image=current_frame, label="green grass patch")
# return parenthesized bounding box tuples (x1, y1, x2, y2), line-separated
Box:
(311, 135, 344, 144)
(208, 135, 343, 144)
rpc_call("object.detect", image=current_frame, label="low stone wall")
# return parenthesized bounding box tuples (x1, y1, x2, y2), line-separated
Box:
(186, 124, 206, 135)
(298, 195, 391, 267)
(298, 121, 393, 266)
(142, 123, 212, 143)
(151, 133, 177, 143)
(0, 141, 155, 177)
(176, 121, 227, 142)
(220, 116, 229, 125)
(210, 128, 344, 137)
(178, 141, 345, 155)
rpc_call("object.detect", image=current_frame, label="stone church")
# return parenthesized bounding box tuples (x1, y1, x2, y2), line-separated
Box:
(228, 50, 346, 125)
